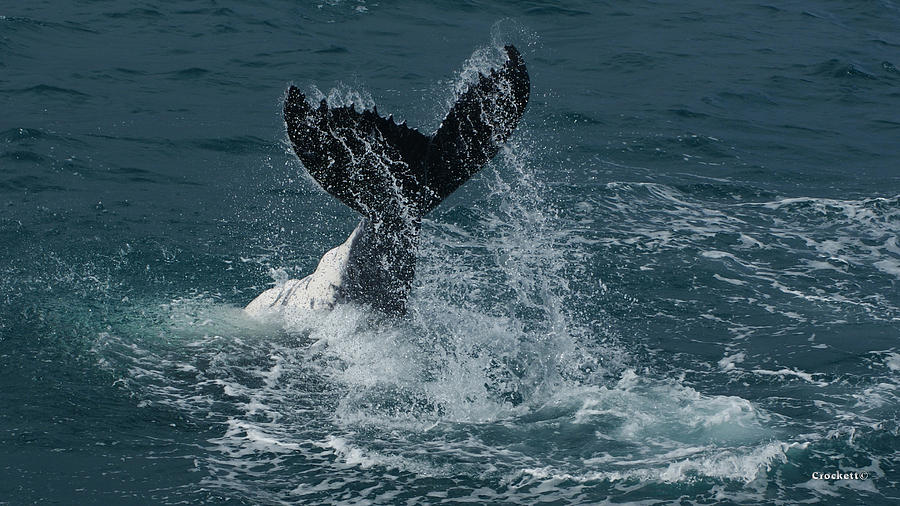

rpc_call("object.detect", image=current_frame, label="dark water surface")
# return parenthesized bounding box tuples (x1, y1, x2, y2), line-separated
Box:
(2, 1, 899, 504)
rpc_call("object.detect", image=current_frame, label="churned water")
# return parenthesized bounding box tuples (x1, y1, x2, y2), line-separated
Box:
(2, 1, 899, 504)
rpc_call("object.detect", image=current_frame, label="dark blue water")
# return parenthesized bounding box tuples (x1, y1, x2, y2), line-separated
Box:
(2, 1, 899, 503)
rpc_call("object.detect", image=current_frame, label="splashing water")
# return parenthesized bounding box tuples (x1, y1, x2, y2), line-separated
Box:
(78, 47, 801, 504)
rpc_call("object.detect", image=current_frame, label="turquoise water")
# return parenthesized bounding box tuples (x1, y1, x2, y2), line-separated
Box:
(2, 1, 899, 503)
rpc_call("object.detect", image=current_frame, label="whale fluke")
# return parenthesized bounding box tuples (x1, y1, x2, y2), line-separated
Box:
(260, 45, 529, 315)
(283, 45, 529, 223)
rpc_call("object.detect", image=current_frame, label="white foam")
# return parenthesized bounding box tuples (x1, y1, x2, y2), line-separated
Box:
(323, 435, 450, 476)
(658, 441, 808, 483)
(518, 441, 807, 485)
(714, 273, 746, 286)
(885, 352, 900, 372)
(873, 258, 900, 279)
(751, 367, 828, 386)
(719, 352, 746, 372)
(566, 369, 768, 446)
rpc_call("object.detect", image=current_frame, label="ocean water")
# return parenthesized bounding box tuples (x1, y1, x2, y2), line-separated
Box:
(2, 0, 899, 503)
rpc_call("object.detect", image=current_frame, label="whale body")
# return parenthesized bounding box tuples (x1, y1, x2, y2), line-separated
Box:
(246, 45, 530, 316)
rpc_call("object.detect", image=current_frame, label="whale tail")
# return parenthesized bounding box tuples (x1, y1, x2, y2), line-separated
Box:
(281, 45, 529, 315)
(283, 45, 530, 224)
